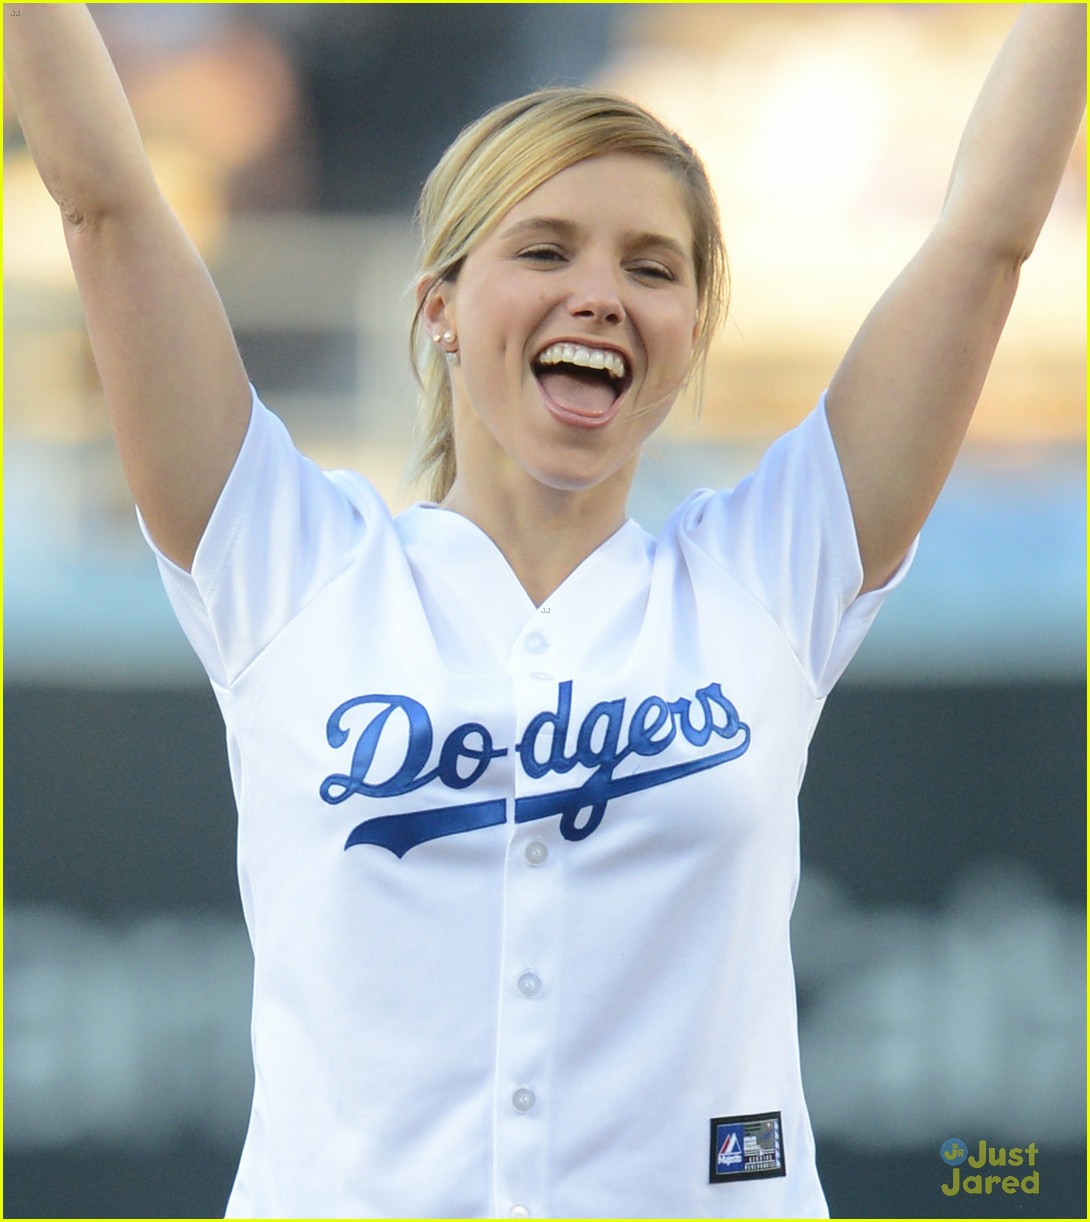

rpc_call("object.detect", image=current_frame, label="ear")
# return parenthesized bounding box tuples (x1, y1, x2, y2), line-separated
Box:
(417, 275, 456, 338)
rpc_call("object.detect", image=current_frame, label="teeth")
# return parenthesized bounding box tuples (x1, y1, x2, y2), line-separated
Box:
(536, 342, 627, 380)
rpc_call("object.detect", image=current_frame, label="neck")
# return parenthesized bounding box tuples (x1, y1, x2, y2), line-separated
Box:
(440, 470, 632, 606)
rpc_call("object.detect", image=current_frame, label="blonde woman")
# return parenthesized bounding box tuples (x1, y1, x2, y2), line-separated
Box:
(5, 5, 1083, 1218)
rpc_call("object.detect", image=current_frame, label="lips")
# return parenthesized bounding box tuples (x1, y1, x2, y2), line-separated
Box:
(531, 340, 632, 429)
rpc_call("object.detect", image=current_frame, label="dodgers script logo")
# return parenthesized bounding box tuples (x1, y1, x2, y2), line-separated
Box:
(319, 679, 750, 857)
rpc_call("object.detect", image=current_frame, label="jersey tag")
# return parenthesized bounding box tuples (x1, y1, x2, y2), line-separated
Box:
(708, 1111, 786, 1184)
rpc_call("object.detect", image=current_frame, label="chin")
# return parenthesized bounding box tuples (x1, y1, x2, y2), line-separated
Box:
(520, 448, 632, 497)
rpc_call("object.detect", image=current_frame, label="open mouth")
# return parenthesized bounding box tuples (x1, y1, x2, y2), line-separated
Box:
(532, 342, 631, 428)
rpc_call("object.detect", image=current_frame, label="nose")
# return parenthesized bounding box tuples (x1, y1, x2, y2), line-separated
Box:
(565, 259, 626, 326)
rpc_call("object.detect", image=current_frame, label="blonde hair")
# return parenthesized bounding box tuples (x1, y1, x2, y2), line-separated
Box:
(410, 88, 729, 503)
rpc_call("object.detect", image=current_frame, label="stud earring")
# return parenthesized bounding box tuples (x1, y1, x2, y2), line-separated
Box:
(442, 331, 454, 345)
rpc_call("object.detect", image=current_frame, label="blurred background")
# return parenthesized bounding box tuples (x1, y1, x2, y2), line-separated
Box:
(4, 4, 1084, 1217)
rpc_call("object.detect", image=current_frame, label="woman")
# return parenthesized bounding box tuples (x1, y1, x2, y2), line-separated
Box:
(5, 5, 1084, 1218)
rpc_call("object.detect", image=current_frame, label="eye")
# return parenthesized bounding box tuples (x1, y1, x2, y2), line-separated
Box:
(517, 245, 567, 266)
(629, 261, 676, 283)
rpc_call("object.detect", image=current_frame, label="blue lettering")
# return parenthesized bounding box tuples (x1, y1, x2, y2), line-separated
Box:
(320, 697, 506, 804)
(437, 723, 499, 789)
(320, 695, 435, 803)
(324, 678, 751, 856)
(515, 737, 750, 841)
(345, 799, 507, 858)
(517, 680, 577, 779)
(672, 682, 742, 747)
(553, 767, 611, 842)
(574, 699, 625, 769)
(627, 695, 675, 755)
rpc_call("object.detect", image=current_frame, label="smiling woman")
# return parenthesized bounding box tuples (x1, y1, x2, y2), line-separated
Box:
(3, 5, 1084, 1220)
(410, 88, 728, 516)
(420, 152, 706, 598)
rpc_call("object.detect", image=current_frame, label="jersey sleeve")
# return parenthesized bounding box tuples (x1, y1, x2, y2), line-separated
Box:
(676, 392, 916, 697)
(139, 386, 385, 688)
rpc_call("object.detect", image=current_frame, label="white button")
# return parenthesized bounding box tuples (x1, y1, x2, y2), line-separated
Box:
(524, 632, 549, 654)
(517, 971, 542, 998)
(512, 1087, 536, 1113)
(511, 1208, 531, 1219)
(524, 841, 548, 867)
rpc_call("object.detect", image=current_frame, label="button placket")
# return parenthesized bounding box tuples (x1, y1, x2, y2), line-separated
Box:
(511, 1087, 536, 1113)
(517, 971, 542, 999)
(494, 634, 566, 1219)
(493, 830, 557, 1213)
(524, 840, 548, 867)
(523, 630, 549, 656)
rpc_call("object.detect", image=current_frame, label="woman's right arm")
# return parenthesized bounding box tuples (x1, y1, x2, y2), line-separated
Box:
(5, 4, 252, 570)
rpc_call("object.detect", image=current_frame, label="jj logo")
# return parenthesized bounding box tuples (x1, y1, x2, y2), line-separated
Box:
(939, 1138, 1040, 1197)
(320, 679, 751, 856)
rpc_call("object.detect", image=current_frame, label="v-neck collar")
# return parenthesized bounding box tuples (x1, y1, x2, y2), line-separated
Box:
(405, 502, 648, 612)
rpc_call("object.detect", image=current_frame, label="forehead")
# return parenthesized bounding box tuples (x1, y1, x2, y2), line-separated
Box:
(497, 153, 694, 247)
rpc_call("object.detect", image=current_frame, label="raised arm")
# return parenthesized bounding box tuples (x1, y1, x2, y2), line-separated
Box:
(826, 4, 1086, 592)
(4, 4, 252, 570)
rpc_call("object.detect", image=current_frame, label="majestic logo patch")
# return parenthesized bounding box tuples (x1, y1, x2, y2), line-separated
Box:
(709, 1112, 786, 1184)
(319, 679, 751, 856)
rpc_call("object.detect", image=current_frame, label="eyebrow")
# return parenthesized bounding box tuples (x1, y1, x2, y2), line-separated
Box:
(498, 216, 691, 263)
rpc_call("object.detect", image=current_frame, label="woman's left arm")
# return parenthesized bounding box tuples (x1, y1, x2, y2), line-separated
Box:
(826, 4, 1086, 593)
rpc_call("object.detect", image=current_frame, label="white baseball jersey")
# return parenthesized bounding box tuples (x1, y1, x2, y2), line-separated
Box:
(144, 386, 911, 1219)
